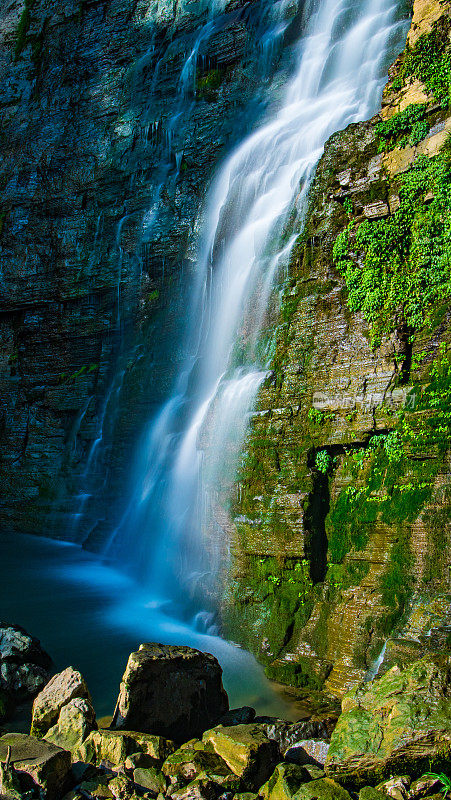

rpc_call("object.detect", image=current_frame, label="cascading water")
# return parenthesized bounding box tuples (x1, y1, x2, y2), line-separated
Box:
(107, 0, 408, 621)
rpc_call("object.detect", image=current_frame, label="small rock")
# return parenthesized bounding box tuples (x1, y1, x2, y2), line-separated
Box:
(359, 788, 387, 800)
(31, 667, 91, 738)
(294, 778, 352, 800)
(78, 729, 176, 768)
(170, 777, 218, 800)
(133, 766, 167, 794)
(45, 696, 96, 754)
(0, 732, 71, 800)
(162, 746, 238, 785)
(259, 763, 313, 800)
(0, 760, 22, 800)
(409, 775, 442, 799)
(202, 724, 280, 790)
(108, 772, 140, 799)
(285, 740, 329, 767)
(221, 708, 256, 727)
(377, 777, 411, 800)
(112, 644, 229, 742)
(80, 774, 114, 798)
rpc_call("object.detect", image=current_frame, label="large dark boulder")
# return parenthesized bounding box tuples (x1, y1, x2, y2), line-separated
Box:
(112, 644, 229, 742)
(0, 624, 52, 720)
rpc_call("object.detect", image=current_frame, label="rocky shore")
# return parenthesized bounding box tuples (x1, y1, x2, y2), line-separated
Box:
(0, 630, 450, 800)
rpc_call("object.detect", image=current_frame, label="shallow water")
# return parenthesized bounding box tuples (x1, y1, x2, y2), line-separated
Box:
(0, 531, 294, 720)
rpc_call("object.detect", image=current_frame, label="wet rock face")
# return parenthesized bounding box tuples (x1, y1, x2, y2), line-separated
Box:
(222, 0, 451, 698)
(0, 0, 303, 542)
(112, 643, 229, 741)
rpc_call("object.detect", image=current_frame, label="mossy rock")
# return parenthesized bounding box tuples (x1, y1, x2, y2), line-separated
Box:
(77, 728, 175, 768)
(293, 778, 352, 800)
(202, 724, 280, 790)
(162, 746, 241, 789)
(325, 655, 451, 787)
(259, 763, 316, 800)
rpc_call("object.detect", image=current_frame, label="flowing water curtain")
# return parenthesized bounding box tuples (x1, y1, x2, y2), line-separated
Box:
(107, 0, 410, 621)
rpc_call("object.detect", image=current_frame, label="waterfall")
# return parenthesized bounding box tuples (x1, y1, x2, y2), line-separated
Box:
(106, 0, 408, 621)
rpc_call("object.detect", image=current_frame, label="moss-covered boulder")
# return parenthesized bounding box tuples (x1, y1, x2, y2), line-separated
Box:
(133, 765, 167, 793)
(293, 779, 352, 800)
(45, 697, 96, 755)
(325, 656, 451, 787)
(31, 667, 91, 738)
(259, 763, 315, 800)
(0, 732, 71, 800)
(77, 728, 175, 768)
(112, 644, 228, 742)
(202, 724, 280, 790)
(162, 745, 241, 789)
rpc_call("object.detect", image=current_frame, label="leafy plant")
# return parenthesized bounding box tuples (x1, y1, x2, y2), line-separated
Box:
(315, 450, 332, 474)
(374, 104, 429, 152)
(333, 152, 451, 348)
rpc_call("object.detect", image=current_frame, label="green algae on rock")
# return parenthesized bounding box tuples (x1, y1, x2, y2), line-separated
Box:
(325, 655, 451, 787)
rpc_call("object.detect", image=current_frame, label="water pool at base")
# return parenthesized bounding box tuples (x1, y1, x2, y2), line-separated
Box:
(0, 531, 294, 721)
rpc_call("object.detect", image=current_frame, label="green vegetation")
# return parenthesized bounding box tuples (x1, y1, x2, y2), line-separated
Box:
(14, 0, 36, 61)
(58, 363, 98, 384)
(374, 103, 429, 151)
(425, 773, 451, 797)
(315, 449, 332, 474)
(333, 151, 451, 348)
(403, 18, 451, 105)
(327, 343, 451, 618)
(196, 68, 223, 100)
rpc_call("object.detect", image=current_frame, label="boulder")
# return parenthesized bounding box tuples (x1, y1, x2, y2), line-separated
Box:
(376, 777, 410, 800)
(0, 624, 52, 707)
(325, 656, 451, 787)
(285, 740, 329, 767)
(263, 719, 338, 753)
(133, 766, 167, 794)
(0, 732, 71, 800)
(221, 708, 256, 727)
(112, 644, 229, 741)
(359, 789, 387, 800)
(77, 728, 175, 768)
(45, 696, 97, 754)
(170, 777, 218, 800)
(259, 763, 314, 800)
(31, 666, 91, 738)
(293, 779, 352, 800)
(202, 724, 280, 790)
(162, 746, 241, 790)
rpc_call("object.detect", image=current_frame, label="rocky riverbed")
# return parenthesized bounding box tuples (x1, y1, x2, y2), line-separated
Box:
(0, 630, 450, 800)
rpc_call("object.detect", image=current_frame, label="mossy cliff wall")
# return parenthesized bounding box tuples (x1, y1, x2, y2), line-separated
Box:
(0, 0, 306, 542)
(222, 0, 451, 698)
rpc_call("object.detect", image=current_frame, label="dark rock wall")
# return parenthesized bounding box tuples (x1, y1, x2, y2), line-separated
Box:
(0, 0, 305, 542)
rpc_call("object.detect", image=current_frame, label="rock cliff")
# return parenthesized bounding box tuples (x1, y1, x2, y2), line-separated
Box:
(0, 0, 303, 542)
(223, 0, 451, 696)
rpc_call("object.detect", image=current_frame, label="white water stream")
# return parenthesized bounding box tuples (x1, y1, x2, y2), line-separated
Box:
(107, 0, 408, 622)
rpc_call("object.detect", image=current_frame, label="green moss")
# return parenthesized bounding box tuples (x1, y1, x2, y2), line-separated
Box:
(333, 151, 451, 348)
(196, 68, 224, 100)
(402, 17, 451, 105)
(14, 0, 36, 62)
(375, 103, 429, 152)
